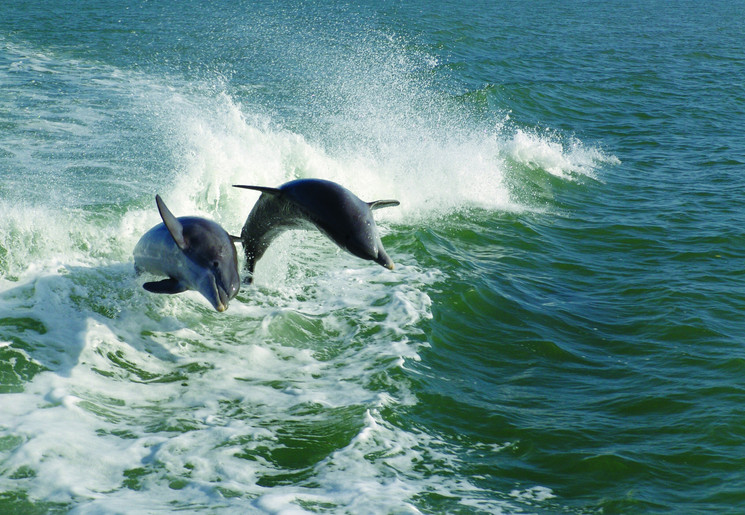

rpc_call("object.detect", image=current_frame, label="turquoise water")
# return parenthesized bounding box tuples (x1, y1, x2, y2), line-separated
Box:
(1, 1, 744, 512)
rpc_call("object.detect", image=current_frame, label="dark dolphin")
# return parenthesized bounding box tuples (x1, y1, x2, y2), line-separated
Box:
(134, 195, 240, 312)
(233, 179, 399, 283)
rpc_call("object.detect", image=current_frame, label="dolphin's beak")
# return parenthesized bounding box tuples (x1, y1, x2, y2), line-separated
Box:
(200, 274, 231, 312)
(375, 249, 395, 270)
(214, 284, 231, 312)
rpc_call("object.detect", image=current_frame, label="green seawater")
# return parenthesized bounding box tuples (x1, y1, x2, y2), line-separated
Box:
(1, 0, 744, 512)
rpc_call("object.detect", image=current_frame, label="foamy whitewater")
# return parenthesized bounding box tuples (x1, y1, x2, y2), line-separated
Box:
(4, 0, 742, 512)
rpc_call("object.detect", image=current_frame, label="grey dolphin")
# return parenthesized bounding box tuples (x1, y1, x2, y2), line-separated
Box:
(134, 195, 240, 312)
(233, 178, 399, 283)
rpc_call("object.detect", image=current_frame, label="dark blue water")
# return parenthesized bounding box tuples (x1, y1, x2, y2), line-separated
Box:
(1, 1, 744, 512)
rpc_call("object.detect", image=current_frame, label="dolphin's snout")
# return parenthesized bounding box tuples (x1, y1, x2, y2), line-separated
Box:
(200, 273, 234, 313)
(215, 284, 232, 313)
(375, 248, 395, 270)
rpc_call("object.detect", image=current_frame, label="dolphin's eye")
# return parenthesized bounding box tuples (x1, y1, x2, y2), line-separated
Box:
(212, 261, 220, 269)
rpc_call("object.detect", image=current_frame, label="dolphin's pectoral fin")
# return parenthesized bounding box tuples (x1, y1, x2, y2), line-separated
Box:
(155, 195, 188, 250)
(368, 199, 400, 210)
(143, 278, 188, 295)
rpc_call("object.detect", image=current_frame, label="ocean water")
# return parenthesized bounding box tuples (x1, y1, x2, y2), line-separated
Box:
(1, 0, 744, 512)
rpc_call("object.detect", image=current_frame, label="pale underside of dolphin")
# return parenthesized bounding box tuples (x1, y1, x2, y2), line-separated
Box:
(233, 178, 399, 283)
(134, 195, 240, 312)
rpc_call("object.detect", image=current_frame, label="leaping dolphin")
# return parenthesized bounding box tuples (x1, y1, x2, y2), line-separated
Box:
(134, 195, 240, 312)
(233, 179, 399, 283)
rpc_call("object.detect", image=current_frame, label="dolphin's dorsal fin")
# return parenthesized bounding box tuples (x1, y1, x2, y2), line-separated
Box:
(368, 199, 400, 210)
(233, 185, 282, 196)
(155, 194, 187, 250)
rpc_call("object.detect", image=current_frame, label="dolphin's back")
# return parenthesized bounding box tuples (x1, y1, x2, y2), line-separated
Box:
(134, 222, 183, 278)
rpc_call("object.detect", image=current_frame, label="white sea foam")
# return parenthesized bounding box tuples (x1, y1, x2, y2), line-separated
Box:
(505, 128, 618, 180)
(0, 229, 442, 510)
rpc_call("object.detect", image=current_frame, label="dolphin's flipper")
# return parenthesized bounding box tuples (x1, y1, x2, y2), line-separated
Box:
(155, 195, 187, 250)
(143, 278, 188, 294)
(233, 185, 282, 196)
(368, 199, 400, 210)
